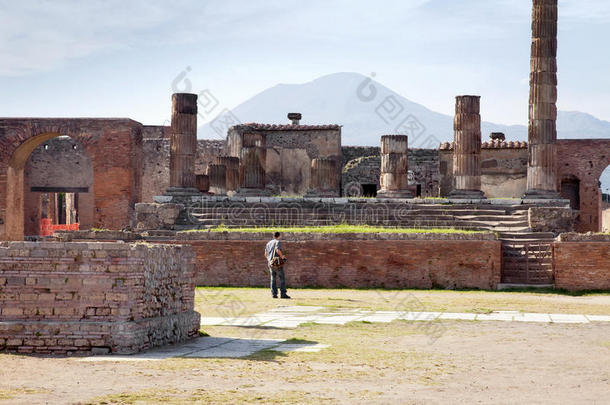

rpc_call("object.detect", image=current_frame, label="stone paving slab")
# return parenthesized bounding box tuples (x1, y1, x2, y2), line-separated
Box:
(200, 306, 610, 328)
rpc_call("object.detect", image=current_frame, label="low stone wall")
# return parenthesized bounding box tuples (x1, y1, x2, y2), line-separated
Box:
(554, 234, 610, 291)
(159, 233, 501, 290)
(0, 242, 200, 355)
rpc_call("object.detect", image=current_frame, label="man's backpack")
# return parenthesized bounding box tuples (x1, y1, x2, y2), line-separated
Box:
(269, 244, 286, 269)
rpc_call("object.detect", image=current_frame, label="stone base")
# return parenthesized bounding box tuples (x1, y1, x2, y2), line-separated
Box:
(376, 189, 414, 199)
(0, 311, 201, 355)
(165, 187, 201, 196)
(448, 190, 486, 199)
(305, 189, 340, 198)
(235, 187, 272, 197)
(522, 189, 561, 200)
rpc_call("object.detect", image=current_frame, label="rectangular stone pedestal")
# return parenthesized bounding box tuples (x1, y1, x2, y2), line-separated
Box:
(0, 242, 200, 355)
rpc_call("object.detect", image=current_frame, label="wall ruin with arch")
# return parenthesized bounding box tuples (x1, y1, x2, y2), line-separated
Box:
(0, 118, 143, 241)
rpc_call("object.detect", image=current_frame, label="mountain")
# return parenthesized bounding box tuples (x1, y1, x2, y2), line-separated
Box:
(198, 72, 610, 149)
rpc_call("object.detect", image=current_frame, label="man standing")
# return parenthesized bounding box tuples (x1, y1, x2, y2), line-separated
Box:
(265, 232, 290, 299)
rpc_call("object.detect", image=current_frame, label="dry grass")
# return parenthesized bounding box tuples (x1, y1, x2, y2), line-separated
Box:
(195, 287, 610, 318)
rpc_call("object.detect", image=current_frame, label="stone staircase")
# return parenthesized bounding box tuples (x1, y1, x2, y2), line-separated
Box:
(180, 199, 559, 285)
(181, 200, 532, 230)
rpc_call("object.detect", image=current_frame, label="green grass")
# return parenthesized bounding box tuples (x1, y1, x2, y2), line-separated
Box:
(194, 224, 484, 234)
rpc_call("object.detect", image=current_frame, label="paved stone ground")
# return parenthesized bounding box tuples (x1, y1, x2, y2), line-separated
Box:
(80, 306, 609, 361)
(200, 305, 610, 328)
(80, 336, 329, 362)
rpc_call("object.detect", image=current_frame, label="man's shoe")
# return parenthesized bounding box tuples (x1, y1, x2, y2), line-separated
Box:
(272, 295, 278, 298)
(280, 294, 291, 299)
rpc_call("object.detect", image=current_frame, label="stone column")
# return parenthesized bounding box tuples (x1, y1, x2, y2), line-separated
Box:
(449, 96, 486, 199)
(214, 156, 240, 193)
(238, 133, 269, 196)
(207, 164, 227, 195)
(377, 135, 413, 198)
(195, 174, 209, 194)
(167, 93, 199, 195)
(525, 0, 559, 199)
(306, 158, 339, 197)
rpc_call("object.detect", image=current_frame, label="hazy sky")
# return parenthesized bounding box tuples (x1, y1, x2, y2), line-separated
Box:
(1, 0, 609, 127)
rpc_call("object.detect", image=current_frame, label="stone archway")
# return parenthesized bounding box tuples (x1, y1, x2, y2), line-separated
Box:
(0, 118, 143, 240)
(601, 165, 610, 232)
(557, 139, 610, 232)
(5, 133, 60, 240)
(23, 136, 95, 236)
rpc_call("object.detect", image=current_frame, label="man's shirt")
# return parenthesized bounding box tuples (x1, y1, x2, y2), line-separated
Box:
(265, 239, 282, 263)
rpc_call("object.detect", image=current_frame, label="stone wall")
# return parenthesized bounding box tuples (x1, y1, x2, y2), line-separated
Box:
(0, 118, 143, 241)
(528, 207, 575, 233)
(155, 233, 501, 290)
(440, 147, 528, 198)
(227, 126, 342, 196)
(0, 241, 199, 354)
(341, 146, 380, 167)
(556, 139, 610, 233)
(342, 156, 380, 196)
(554, 237, 610, 291)
(342, 148, 440, 197)
(23, 137, 95, 236)
(141, 130, 225, 202)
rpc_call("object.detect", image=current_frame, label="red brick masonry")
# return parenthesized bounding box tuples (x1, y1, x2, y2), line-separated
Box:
(554, 235, 610, 291)
(173, 234, 502, 289)
(0, 242, 200, 355)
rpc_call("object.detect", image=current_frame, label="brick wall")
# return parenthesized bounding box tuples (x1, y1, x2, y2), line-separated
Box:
(554, 239, 610, 291)
(141, 132, 225, 202)
(0, 118, 143, 240)
(557, 140, 610, 233)
(440, 147, 528, 198)
(166, 234, 501, 290)
(0, 241, 200, 354)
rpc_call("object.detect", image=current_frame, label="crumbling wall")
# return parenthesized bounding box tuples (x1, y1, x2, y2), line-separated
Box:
(141, 126, 225, 201)
(0, 241, 199, 354)
(557, 139, 610, 233)
(341, 149, 440, 197)
(440, 146, 528, 198)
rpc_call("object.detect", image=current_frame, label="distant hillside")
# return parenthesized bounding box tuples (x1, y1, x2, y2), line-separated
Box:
(198, 71, 610, 152)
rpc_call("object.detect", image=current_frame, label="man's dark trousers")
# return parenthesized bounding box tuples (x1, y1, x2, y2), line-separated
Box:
(269, 266, 286, 297)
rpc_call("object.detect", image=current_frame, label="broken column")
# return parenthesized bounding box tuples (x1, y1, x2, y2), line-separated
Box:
(449, 95, 486, 199)
(377, 135, 413, 198)
(237, 133, 269, 196)
(166, 93, 199, 195)
(207, 164, 227, 195)
(524, 0, 559, 199)
(214, 156, 240, 193)
(306, 158, 339, 197)
(195, 174, 210, 194)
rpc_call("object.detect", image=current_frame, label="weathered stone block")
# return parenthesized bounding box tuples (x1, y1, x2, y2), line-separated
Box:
(135, 203, 183, 230)
(528, 206, 575, 233)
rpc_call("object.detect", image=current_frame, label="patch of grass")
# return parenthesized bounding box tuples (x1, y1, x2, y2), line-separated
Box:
(0, 387, 48, 400)
(194, 287, 610, 317)
(197, 224, 484, 234)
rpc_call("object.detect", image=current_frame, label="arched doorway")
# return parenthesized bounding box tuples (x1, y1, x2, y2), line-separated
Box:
(22, 136, 94, 238)
(601, 165, 610, 232)
(5, 132, 93, 240)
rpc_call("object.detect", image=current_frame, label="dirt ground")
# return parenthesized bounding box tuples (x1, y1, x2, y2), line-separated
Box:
(1, 289, 609, 404)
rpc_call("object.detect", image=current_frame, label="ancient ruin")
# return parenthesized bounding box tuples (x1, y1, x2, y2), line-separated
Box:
(525, 0, 560, 199)
(449, 96, 485, 199)
(1, 0, 609, 358)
